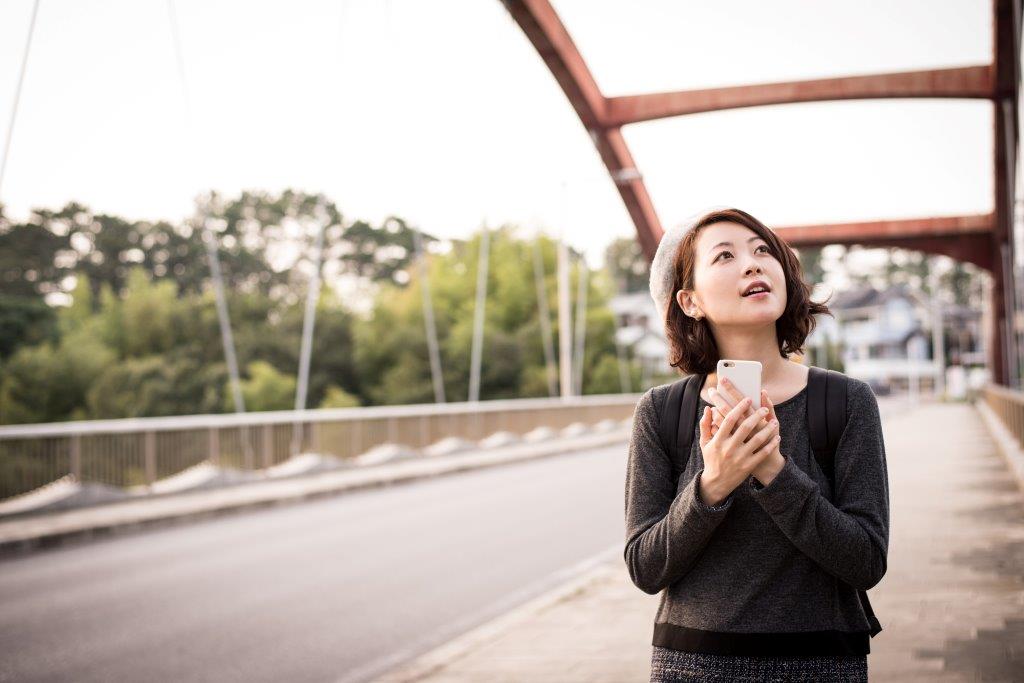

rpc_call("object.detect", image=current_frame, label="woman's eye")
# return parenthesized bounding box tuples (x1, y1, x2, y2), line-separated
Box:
(715, 245, 769, 262)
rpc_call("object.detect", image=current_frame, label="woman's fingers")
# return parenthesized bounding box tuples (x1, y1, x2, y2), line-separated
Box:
(761, 389, 777, 424)
(699, 406, 713, 445)
(720, 397, 752, 435)
(708, 382, 737, 434)
(713, 379, 768, 441)
(708, 384, 736, 415)
(715, 379, 743, 407)
(744, 417, 779, 455)
(728, 405, 769, 448)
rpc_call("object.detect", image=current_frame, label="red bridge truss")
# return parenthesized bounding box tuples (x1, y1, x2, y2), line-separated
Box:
(504, 0, 1022, 385)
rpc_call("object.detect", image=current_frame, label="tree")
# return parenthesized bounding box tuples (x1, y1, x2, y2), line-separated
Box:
(354, 225, 621, 405)
(85, 354, 227, 419)
(232, 360, 296, 412)
(0, 322, 115, 423)
(0, 195, 631, 424)
(0, 294, 56, 360)
(603, 236, 651, 293)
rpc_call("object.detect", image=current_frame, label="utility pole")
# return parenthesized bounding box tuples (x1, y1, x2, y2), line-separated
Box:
(414, 226, 445, 403)
(291, 215, 326, 455)
(572, 256, 588, 395)
(558, 182, 572, 398)
(532, 237, 558, 396)
(468, 221, 490, 402)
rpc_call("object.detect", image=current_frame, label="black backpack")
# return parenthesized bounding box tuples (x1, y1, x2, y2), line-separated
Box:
(658, 365, 882, 638)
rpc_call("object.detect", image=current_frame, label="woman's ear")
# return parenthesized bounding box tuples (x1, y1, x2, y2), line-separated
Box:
(675, 289, 689, 312)
(676, 289, 701, 318)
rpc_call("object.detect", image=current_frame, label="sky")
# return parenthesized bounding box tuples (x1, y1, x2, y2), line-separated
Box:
(0, 0, 994, 270)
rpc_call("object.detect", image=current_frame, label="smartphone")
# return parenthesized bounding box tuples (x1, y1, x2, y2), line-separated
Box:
(717, 359, 762, 410)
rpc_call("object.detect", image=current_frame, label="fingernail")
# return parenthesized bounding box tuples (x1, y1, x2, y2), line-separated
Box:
(721, 378, 730, 386)
(759, 408, 768, 415)
(708, 388, 717, 397)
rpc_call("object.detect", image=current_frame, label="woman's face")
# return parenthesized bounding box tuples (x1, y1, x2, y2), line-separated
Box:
(676, 221, 788, 327)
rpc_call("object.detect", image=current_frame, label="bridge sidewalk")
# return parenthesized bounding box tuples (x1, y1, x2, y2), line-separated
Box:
(378, 398, 1024, 682)
(0, 428, 628, 556)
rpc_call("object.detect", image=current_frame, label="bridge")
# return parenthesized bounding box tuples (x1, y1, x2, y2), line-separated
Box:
(1, 1, 1024, 682)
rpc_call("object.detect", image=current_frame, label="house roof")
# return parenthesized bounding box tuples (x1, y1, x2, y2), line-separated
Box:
(828, 282, 921, 309)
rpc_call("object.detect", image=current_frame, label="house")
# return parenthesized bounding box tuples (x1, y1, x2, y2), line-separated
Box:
(805, 282, 985, 393)
(608, 291, 670, 380)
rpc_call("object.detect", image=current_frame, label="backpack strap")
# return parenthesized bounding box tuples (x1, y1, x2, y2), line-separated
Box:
(658, 373, 705, 482)
(806, 366, 883, 638)
(807, 366, 846, 483)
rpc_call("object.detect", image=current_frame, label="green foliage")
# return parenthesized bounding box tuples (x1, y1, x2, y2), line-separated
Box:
(86, 353, 227, 419)
(604, 236, 651, 293)
(353, 225, 619, 405)
(104, 268, 192, 358)
(0, 294, 57, 360)
(233, 360, 296, 412)
(0, 192, 632, 424)
(0, 320, 115, 424)
(319, 385, 360, 408)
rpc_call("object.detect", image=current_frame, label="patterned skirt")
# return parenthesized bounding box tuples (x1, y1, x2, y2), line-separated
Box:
(650, 646, 868, 683)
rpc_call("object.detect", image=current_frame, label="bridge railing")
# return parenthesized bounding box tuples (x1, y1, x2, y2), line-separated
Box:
(981, 383, 1024, 448)
(0, 394, 641, 500)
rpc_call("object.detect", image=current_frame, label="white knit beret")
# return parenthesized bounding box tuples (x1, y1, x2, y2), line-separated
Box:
(648, 205, 731, 323)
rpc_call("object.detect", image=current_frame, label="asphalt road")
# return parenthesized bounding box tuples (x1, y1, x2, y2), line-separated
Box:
(0, 443, 628, 683)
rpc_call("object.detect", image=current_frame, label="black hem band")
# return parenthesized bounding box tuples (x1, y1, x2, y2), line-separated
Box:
(653, 622, 871, 656)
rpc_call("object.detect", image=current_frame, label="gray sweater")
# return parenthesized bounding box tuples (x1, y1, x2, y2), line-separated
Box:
(623, 377, 890, 656)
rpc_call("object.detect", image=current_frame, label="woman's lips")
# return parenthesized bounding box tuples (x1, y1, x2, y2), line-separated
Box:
(743, 291, 770, 299)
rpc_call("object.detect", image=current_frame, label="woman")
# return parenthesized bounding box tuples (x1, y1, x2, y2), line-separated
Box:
(624, 208, 890, 682)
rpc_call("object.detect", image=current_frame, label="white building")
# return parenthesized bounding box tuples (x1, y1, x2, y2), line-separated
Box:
(608, 291, 670, 379)
(806, 282, 985, 393)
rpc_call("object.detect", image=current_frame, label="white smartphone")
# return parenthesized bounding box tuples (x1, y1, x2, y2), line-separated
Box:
(717, 359, 762, 410)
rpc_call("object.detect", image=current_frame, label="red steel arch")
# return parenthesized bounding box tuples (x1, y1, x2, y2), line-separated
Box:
(504, 0, 1022, 385)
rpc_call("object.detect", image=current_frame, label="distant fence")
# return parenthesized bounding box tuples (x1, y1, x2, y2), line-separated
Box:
(0, 394, 641, 500)
(982, 383, 1024, 448)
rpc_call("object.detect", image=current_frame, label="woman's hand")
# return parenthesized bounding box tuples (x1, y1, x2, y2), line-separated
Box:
(708, 379, 777, 442)
(697, 391, 779, 505)
(707, 378, 784, 485)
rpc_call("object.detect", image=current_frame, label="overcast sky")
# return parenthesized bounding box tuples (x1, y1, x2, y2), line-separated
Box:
(0, 0, 993, 268)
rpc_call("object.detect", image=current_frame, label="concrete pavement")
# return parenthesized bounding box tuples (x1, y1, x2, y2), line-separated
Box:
(378, 397, 1024, 683)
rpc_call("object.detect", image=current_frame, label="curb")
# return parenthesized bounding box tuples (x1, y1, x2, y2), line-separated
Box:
(0, 430, 629, 557)
(371, 545, 624, 683)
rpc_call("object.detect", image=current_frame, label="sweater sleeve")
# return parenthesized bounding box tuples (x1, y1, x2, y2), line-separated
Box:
(747, 379, 890, 591)
(624, 387, 737, 595)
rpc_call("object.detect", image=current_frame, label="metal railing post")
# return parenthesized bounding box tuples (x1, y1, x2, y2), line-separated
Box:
(261, 424, 273, 469)
(208, 427, 219, 467)
(144, 431, 156, 489)
(70, 434, 81, 481)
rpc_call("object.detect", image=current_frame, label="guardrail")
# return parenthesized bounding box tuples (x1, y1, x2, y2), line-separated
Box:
(981, 383, 1024, 448)
(0, 394, 641, 500)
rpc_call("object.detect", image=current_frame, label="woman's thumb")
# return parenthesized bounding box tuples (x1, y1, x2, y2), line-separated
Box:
(699, 406, 711, 443)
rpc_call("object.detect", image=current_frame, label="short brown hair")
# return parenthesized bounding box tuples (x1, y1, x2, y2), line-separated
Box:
(664, 208, 832, 375)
